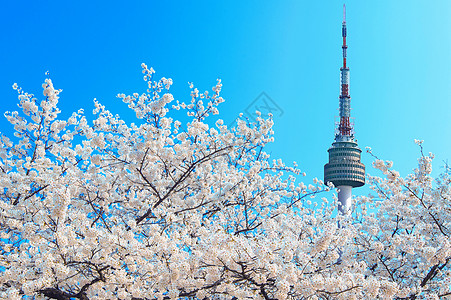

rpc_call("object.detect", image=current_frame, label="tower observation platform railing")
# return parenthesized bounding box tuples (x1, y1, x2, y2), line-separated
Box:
(324, 140, 365, 188)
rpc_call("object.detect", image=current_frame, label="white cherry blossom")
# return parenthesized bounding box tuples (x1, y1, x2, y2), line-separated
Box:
(0, 66, 449, 299)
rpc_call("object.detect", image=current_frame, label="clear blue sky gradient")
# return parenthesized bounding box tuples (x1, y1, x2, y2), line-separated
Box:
(1, 1, 451, 197)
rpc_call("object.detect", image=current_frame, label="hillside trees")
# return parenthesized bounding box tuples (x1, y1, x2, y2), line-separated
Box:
(0, 65, 450, 299)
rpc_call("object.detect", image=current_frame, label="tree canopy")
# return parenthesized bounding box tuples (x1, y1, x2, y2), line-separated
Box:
(0, 65, 450, 299)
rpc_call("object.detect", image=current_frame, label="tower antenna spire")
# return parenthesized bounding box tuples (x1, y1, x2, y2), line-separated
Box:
(343, 4, 346, 23)
(324, 6, 365, 215)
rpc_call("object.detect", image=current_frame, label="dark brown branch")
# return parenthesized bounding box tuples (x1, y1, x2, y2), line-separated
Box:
(136, 146, 232, 224)
(420, 258, 450, 287)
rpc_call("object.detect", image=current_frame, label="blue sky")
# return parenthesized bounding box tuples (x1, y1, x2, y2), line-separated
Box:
(1, 1, 451, 196)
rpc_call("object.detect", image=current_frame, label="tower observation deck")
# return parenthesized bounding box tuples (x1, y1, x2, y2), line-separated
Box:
(324, 5, 365, 213)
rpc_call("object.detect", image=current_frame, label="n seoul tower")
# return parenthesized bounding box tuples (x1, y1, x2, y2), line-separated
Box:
(324, 4, 365, 215)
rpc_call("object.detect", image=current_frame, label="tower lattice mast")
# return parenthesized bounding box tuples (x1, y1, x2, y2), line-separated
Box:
(339, 4, 352, 137)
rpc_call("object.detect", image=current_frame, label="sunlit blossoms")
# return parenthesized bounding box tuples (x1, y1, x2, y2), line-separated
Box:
(0, 66, 450, 299)
(352, 148, 451, 299)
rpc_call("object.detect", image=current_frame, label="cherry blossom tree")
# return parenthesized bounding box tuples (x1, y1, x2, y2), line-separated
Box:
(352, 145, 451, 299)
(0, 65, 449, 299)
